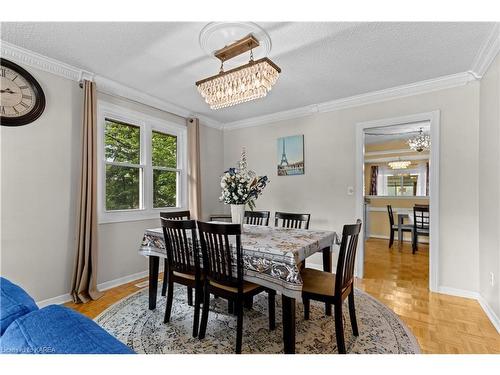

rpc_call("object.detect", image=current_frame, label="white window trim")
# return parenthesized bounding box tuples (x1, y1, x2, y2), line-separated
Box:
(97, 101, 187, 224)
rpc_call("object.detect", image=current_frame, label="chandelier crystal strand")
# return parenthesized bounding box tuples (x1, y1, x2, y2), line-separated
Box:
(388, 160, 412, 170)
(197, 58, 280, 110)
(407, 128, 431, 152)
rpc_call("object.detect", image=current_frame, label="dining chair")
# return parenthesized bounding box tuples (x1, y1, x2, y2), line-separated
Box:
(274, 212, 311, 229)
(244, 210, 270, 226)
(196, 221, 276, 354)
(159, 211, 193, 302)
(387, 205, 413, 248)
(161, 218, 203, 338)
(301, 219, 362, 354)
(412, 205, 429, 254)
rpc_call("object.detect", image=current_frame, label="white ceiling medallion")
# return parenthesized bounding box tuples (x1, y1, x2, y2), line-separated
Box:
(199, 22, 272, 63)
(196, 24, 280, 110)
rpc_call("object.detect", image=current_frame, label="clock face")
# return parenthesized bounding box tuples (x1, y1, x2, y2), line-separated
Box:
(0, 59, 45, 126)
(1, 67, 36, 117)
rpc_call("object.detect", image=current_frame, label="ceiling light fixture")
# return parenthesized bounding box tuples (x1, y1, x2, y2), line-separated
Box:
(195, 34, 281, 110)
(388, 160, 412, 170)
(407, 128, 431, 152)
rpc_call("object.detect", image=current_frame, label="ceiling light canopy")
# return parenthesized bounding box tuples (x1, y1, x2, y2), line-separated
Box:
(407, 128, 431, 152)
(196, 34, 281, 110)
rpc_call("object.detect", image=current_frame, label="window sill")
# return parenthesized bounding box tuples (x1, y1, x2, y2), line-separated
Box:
(98, 207, 187, 224)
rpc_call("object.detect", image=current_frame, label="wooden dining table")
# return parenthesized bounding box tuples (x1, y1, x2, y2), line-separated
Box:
(138, 223, 337, 354)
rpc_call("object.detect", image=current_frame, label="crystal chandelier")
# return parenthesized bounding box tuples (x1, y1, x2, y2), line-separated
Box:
(196, 34, 281, 110)
(407, 128, 431, 152)
(388, 160, 411, 170)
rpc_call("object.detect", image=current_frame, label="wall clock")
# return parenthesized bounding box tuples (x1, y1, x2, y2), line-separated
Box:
(0, 58, 46, 126)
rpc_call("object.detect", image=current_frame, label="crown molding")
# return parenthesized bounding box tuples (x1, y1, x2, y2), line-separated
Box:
(469, 23, 500, 79)
(0, 40, 224, 130)
(1, 40, 91, 81)
(222, 72, 475, 130)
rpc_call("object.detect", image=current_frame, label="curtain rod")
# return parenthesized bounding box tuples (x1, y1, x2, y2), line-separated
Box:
(78, 80, 191, 121)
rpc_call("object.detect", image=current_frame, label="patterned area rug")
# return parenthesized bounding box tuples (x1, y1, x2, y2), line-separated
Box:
(95, 286, 420, 354)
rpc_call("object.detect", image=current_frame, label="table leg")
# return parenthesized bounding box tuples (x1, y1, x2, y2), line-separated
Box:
(282, 295, 296, 354)
(149, 256, 159, 310)
(322, 247, 332, 316)
(398, 215, 403, 247)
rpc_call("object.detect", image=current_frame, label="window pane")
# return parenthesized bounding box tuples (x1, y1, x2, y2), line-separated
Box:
(153, 170, 177, 208)
(152, 131, 177, 168)
(104, 119, 140, 164)
(106, 165, 141, 210)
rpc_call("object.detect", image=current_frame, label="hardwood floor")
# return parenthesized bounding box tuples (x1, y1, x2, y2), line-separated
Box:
(65, 238, 500, 354)
(357, 238, 500, 354)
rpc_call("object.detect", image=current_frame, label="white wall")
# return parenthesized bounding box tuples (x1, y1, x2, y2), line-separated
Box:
(479, 52, 500, 320)
(224, 82, 480, 292)
(1, 67, 83, 301)
(0, 64, 225, 302)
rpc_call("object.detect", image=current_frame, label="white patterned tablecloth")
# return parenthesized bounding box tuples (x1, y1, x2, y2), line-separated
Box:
(139, 224, 337, 299)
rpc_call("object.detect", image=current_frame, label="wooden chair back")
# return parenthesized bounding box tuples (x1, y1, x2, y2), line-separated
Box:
(387, 205, 395, 227)
(413, 206, 429, 230)
(244, 210, 270, 226)
(197, 221, 243, 291)
(335, 219, 362, 297)
(160, 210, 191, 220)
(161, 218, 199, 276)
(274, 212, 311, 229)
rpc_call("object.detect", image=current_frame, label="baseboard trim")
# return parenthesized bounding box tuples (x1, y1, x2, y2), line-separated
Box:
(97, 270, 149, 292)
(477, 295, 500, 334)
(36, 293, 72, 308)
(35, 270, 151, 308)
(436, 286, 480, 300)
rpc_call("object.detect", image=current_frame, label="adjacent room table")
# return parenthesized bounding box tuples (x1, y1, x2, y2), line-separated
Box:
(138, 223, 337, 354)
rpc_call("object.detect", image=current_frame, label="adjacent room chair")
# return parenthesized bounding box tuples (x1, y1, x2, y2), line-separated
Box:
(161, 218, 203, 338)
(301, 219, 362, 354)
(274, 212, 311, 229)
(159, 211, 193, 301)
(244, 210, 270, 226)
(412, 205, 430, 254)
(387, 205, 413, 248)
(197, 221, 276, 354)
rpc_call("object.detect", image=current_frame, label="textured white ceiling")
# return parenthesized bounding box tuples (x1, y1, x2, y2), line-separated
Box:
(0, 22, 495, 123)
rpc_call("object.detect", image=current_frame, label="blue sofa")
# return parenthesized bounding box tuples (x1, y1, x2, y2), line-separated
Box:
(0, 277, 134, 354)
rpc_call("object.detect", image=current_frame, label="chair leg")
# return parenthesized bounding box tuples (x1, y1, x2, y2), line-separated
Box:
(198, 284, 210, 340)
(192, 285, 202, 338)
(303, 297, 310, 320)
(334, 302, 346, 354)
(348, 291, 359, 336)
(235, 297, 244, 354)
(161, 259, 168, 296)
(268, 290, 276, 331)
(244, 295, 254, 309)
(412, 231, 417, 254)
(163, 277, 174, 323)
(389, 229, 394, 248)
(187, 286, 193, 306)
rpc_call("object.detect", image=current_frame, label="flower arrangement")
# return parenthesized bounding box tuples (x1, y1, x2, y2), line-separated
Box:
(219, 148, 269, 210)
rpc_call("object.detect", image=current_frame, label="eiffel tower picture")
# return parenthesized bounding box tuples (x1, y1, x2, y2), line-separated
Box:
(280, 137, 289, 166)
(277, 135, 305, 176)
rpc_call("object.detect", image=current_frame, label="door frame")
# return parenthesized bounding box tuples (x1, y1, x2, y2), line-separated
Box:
(355, 110, 440, 292)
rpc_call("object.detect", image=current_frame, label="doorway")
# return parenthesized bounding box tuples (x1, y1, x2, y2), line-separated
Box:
(355, 111, 440, 292)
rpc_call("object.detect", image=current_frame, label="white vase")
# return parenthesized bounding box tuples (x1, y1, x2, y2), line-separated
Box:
(230, 204, 245, 229)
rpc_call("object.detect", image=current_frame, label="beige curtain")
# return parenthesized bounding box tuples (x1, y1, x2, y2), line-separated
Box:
(187, 118, 202, 219)
(71, 80, 103, 303)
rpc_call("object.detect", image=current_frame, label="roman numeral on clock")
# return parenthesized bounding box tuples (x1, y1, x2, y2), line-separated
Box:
(0, 68, 5, 77)
(0, 106, 5, 115)
(19, 85, 28, 90)
(20, 102, 29, 109)
(22, 94, 32, 100)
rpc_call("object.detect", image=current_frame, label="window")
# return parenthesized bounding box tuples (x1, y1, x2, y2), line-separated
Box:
(98, 103, 187, 223)
(375, 164, 427, 197)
